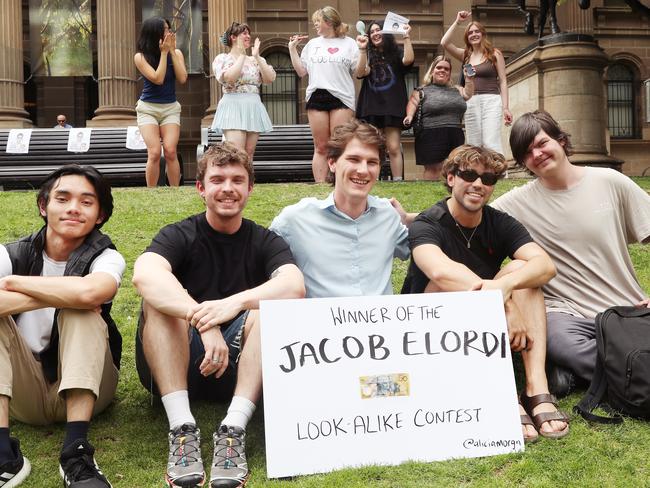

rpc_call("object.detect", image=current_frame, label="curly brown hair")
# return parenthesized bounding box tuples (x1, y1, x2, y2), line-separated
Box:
(196, 142, 254, 185)
(441, 145, 507, 192)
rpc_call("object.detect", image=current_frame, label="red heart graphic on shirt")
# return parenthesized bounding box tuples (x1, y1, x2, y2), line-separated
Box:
(327, 47, 339, 54)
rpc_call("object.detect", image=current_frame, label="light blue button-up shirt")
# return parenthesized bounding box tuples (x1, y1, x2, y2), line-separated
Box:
(270, 192, 409, 298)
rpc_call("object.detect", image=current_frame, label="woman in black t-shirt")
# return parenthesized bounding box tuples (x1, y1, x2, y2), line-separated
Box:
(355, 20, 413, 181)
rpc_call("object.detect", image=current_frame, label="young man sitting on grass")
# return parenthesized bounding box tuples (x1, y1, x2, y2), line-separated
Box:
(270, 119, 409, 298)
(0, 165, 126, 488)
(132, 142, 304, 488)
(401, 145, 569, 442)
(492, 110, 650, 395)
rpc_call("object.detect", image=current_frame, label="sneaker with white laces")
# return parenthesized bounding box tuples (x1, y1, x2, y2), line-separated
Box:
(166, 423, 205, 488)
(209, 425, 249, 488)
(59, 439, 111, 488)
(0, 437, 31, 487)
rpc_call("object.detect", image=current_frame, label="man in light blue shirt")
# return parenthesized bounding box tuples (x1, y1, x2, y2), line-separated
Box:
(271, 120, 409, 298)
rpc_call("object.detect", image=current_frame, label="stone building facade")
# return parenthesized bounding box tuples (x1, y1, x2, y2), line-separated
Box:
(0, 0, 647, 178)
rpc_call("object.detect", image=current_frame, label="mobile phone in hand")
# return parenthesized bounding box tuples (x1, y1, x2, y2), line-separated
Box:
(463, 64, 476, 77)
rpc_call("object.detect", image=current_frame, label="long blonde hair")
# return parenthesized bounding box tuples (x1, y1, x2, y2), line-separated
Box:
(463, 21, 496, 65)
(312, 6, 349, 37)
(423, 55, 453, 86)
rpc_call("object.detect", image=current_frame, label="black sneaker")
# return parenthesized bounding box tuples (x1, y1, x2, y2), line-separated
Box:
(209, 425, 248, 488)
(0, 437, 31, 487)
(546, 363, 576, 398)
(59, 439, 111, 488)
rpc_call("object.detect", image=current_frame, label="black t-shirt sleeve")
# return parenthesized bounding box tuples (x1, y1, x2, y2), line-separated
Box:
(260, 228, 296, 278)
(493, 210, 533, 258)
(145, 220, 193, 272)
(408, 210, 445, 251)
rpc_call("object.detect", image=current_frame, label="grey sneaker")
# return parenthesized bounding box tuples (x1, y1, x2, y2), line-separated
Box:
(209, 425, 249, 488)
(166, 424, 205, 488)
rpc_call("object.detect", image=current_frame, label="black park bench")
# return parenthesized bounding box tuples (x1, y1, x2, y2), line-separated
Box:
(196, 125, 315, 183)
(0, 128, 180, 190)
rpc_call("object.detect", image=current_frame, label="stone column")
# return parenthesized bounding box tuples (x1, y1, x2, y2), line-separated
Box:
(201, 0, 246, 126)
(88, 0, 137, 127)
(0, 0, 32, 128)
(505, 34, 622, 169)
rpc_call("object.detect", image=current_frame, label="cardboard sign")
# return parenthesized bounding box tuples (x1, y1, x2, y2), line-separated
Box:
(261, 291, 523, 479)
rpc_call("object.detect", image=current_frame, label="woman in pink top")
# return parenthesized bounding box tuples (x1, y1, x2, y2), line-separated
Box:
(212, 22, 276, 161)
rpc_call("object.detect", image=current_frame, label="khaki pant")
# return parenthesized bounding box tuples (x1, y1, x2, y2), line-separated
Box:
(0, 310, 119, 425)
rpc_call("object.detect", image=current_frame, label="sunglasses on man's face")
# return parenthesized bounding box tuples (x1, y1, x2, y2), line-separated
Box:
(455, 169, 499, 186)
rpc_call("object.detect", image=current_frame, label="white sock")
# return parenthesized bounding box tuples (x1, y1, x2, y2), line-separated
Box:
(221, 396, 256, 431)
(393, 176, 403, 181)
(161, 390, 196, 430)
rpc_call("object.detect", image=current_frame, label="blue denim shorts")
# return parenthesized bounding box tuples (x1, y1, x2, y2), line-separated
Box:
(135, 308, 248, 401)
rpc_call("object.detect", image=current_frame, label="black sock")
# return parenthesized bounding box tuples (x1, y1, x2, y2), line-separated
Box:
(0, 428, 14, 463)
(63, 421, 89, 450)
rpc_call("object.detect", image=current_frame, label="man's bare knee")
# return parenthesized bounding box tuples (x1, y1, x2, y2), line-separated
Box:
(141, 301, 187, 335)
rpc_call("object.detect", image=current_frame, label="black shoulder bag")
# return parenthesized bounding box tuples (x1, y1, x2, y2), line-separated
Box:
(574, 305, 650, 424)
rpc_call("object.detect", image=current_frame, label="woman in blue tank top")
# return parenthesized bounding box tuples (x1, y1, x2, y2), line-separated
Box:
(134, 17, 187, 187)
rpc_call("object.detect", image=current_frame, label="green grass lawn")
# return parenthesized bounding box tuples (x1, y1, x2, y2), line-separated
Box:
(1, 178, 649, 487)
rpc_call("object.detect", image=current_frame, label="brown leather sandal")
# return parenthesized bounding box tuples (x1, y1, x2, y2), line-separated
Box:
(519, 402, 539, 443)
(520, 392, 570, 439)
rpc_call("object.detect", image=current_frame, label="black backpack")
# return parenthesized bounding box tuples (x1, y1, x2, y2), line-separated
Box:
(574, 306, 650, 424)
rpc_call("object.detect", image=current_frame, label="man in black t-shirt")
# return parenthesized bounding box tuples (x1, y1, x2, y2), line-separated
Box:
(402, 145, 569, 443)
(133, 143, 305, 488)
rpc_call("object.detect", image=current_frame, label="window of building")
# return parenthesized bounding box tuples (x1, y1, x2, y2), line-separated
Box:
(607, 63, 637, 139)
(260, 51, 299, 125)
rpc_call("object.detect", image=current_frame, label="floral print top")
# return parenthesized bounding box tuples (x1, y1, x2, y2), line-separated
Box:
(213, 53, 268, 94)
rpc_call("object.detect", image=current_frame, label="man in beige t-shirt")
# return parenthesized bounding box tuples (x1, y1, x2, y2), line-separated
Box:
(492, 110, 650, 394)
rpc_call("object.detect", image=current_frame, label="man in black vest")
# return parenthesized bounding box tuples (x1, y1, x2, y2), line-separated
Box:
(0, 165, 125, 488)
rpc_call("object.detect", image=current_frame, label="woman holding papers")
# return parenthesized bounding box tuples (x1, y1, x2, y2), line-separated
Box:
(356, 19, 414, 181)
(134, 17, 187, 187)
(289, 6, 363, 182)
(403, 55, 474, 180)
(212, 21, 276, 162)
(441, 10, 512, 154)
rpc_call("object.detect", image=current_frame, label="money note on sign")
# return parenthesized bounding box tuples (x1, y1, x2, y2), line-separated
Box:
(359, 373, 410, 399)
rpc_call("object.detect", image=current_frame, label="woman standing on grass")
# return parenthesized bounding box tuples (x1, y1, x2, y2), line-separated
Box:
(441, 10, 512, 154)
(211, 22, 275, 162)
(134, 17, 187, 187)
(289, 6, 362, 182)
(356, 20, 414, 181)
(403, 55, 474, 180)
